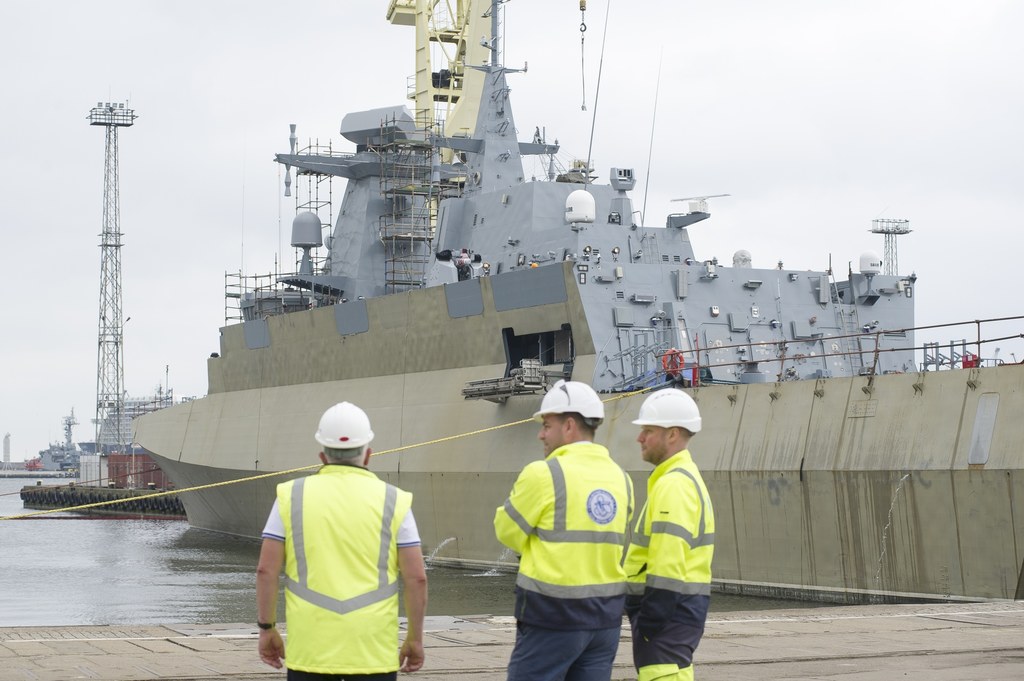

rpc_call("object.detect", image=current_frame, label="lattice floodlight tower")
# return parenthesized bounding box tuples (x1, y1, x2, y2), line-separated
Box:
(88, 102, 136, 453)
(870, 218, 912, 276)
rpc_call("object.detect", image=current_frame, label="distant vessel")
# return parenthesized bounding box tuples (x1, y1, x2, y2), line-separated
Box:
(23, 391, 176, 481)
(27, 411, 82, 473)
(136, 0, 1024, 603)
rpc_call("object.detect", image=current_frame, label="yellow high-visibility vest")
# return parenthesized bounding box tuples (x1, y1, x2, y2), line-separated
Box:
(623, 450, 714, 598)
(495, 441, 634, 627)
(278, 465, 412, 675)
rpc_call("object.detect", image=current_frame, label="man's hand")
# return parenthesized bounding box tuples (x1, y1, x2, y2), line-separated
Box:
(398, 544, 427, 672)
(399, 638, 424, 672)
(258, 628, 285, 669)
(255, 538, 285, 669)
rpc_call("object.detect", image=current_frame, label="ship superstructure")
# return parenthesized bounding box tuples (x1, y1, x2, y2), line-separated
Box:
(236, 1, 917, 392)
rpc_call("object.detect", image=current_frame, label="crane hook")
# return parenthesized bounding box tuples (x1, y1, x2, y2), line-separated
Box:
(579, 0, 588, 109)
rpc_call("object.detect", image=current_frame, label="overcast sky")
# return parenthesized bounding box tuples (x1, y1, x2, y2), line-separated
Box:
(2, 1, 1022, 460)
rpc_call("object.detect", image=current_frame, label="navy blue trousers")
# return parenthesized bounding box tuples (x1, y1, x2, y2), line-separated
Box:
(506, 622, 621, 681)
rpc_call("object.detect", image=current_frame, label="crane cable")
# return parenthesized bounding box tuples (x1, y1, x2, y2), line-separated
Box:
(584, 0, 611, 186)
(579, 1, 587, 110)
(641, 49, 664, 226)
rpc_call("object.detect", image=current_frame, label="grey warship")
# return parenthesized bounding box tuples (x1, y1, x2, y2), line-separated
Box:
(135, 0, 1024, 603)
(29, 411, 82, 473)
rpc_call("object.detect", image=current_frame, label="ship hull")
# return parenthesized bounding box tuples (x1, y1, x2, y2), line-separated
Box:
(141, 354, 1024, 602)
(136, 265, 1024, 602)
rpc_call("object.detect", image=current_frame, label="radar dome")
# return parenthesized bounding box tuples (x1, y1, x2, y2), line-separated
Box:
(291, 212, 323, 248)
(564, 190, 596, 225)
(859, 251, 882, 275)
(733, 249, 752, 268)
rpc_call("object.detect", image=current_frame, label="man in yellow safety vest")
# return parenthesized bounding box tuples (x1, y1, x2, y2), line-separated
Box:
(623, 389, 714, 681)
(495, 379, 634, 681)
(256, 401, 428, 680)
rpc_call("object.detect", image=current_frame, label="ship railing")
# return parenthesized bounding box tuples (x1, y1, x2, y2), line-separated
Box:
(601, 335, 681, 392)
(224, 263, 336, 325)
(917, 316, 1024, 370)
(631, 315, 1024, 389)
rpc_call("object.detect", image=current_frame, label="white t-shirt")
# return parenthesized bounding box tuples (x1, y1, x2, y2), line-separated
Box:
(262, 498, 421, 548)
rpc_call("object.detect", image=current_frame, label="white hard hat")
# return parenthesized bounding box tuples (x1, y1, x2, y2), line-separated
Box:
(533, 380, 605, 421)
(632, 388, 702, 433)
(315, 402, 375, 448)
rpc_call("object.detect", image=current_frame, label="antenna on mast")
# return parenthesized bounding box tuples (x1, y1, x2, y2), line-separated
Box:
(671, 194, 731, 216)
(870, 218, 912, 275)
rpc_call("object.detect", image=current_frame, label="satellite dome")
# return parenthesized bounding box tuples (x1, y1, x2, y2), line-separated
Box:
(859, 251, 882, 275)
(291, 212, 323, 249)
(733, 249, 752, 268)
(564, 190, 596, 225)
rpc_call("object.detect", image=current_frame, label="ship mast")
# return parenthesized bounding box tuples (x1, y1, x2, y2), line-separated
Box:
(488, 0, 501, 67)
(63, 410, 79, 450)
(870, 218, 912, 276)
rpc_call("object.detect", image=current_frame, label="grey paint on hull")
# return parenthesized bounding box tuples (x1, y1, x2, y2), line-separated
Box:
(334, 298, 369, 336)
(445, 279, 484, 318)
(491, 265, 568, 311)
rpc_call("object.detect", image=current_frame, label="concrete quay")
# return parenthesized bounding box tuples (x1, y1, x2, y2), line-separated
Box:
(2, 602, 1023, 681)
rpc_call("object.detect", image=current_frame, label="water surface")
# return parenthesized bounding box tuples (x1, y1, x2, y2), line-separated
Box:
(0, 478, 821, 626)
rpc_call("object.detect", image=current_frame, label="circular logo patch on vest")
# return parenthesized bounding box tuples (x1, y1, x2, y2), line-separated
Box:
(587, 489, 617, 525)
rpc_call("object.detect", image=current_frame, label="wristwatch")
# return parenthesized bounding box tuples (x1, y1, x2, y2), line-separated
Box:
(257, 621, 276, 630)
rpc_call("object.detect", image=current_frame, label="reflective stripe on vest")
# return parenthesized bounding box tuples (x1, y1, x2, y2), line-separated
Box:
(284, 477, 399, 614)
(652, 467, 713, 549)
(646, 575, 712, 596)
(517, 573, 629, 599)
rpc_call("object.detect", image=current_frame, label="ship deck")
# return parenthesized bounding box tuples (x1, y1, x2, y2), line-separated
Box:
(3, 602, 1022, 680)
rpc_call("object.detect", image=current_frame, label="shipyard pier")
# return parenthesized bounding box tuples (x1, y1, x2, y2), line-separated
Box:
(4, 604, 1024, 681)
(4, 475, 1024, 678)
